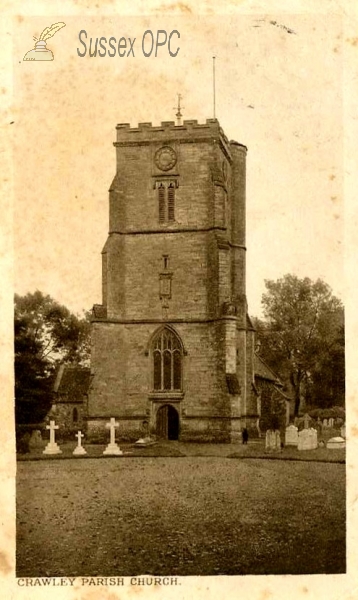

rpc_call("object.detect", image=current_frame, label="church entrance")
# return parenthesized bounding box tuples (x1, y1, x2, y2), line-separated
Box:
(156, 404, 179, 440)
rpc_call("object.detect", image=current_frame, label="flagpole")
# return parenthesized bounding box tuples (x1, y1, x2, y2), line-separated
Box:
(213, 56, 216, 119)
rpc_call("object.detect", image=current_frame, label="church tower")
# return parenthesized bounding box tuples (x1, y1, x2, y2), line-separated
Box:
(88, 118, 257, 442)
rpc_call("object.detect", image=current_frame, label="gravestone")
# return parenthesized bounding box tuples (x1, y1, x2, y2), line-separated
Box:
(311, 428, 318, 448)
(265, 430, 280, 452)
(29, 429, 43, 450)
(135, 437, 148, 446)
(329, 417, 334, 428)
(298, 428, 318, 451)
(43, 420, 62, 455)
(285, 424, 298, 447)
(303, 413, 310, 430)
(275, 430, 281, 451)
(135, 420, 156, 446)
(135, 436, 156, 447)
(341, 424, 346, 438)
(103, 417, 123, 455)
(327, 436, 345, 449)
(73, 431, 87, 455)
(265, 429, 274, 451)
(323, 418, 328, 427)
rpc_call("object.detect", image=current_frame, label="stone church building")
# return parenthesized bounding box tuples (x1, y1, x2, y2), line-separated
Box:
(87, 118, 261, 443)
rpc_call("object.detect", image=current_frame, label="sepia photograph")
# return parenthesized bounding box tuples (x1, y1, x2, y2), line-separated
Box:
(1, 2, 357, 599)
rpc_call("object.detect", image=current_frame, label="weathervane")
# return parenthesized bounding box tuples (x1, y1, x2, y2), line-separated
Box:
(174, 94, 184, 125)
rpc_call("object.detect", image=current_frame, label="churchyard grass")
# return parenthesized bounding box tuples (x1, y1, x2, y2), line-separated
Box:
(17, 437, 345, 462)
(17, 455, 345, 576)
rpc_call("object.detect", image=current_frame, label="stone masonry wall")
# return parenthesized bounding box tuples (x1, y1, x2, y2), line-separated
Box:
(49, 402, 86, 439)
(88, 321, 231, 442)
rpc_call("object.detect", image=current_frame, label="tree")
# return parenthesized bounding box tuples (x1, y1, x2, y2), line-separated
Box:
(15, 315, 54, 424)
(258, 275, 344, 416)
(14, 291, 91, 424)
(15, 291, 91, 365)
(307, 321, 345, 408)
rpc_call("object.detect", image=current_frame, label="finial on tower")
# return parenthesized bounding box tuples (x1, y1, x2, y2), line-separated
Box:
(174, 94, 184, 126)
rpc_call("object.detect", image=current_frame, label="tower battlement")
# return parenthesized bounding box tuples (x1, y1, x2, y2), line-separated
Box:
(114, 118, 242, 157)
(116, 117, 222, 133)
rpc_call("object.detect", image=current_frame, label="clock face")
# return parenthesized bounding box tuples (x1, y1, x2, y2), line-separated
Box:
(155, 146, 177, 171)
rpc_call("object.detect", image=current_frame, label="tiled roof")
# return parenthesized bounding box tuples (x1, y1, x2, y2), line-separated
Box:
(254, 354, 280, 383)
(272, 385, 292, 401)
(53, 365, 91, 401)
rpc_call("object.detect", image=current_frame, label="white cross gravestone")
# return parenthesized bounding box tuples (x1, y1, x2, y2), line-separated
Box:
(73, 430, 87, 456)
(285, 424, 298, 447)
(103, 417, 123, 455)
(43, 420, 62, 455)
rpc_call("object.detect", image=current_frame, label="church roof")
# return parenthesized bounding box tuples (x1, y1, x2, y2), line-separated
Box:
(53, 365, 91, 401)
(254, 355, 292, 402)
(254, 354, 281, 383)
(272, 385, 292, 402)
(246, 314, 255, 331)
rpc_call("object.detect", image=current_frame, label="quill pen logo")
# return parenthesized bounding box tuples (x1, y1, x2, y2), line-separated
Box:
(23, 22, 66, 61)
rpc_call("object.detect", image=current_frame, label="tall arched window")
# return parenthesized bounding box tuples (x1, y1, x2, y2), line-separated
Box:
(73, 407, 78, 423)
(152, 328, 182, 391)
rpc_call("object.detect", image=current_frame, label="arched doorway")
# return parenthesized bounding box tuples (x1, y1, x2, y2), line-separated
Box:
(156, 404, 179, 440)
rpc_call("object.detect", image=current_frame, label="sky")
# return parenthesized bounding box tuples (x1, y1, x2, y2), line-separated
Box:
(13, 13, 344, 317)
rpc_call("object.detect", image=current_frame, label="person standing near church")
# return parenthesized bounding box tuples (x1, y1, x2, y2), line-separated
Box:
(242, 428, 249, 444)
